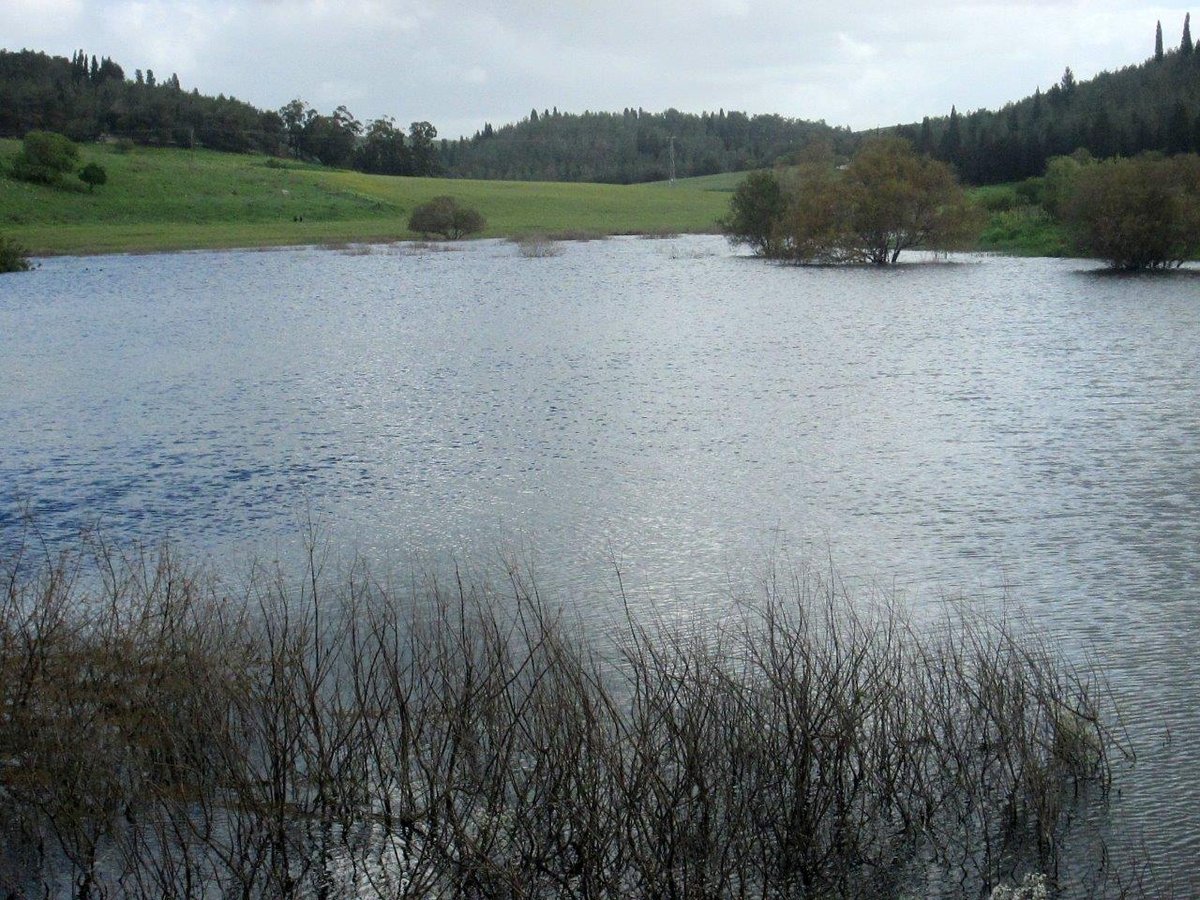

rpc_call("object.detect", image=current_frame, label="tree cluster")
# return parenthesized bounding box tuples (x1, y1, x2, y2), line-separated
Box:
(8, 129, 78, 184)
(0, 50, 442, 175)
(277, 100, 441, 176)
(6, 17, 1200, 193)
(440, 107, 852, 184)
(5, 130, 107, 193)
(724, 138, 979, 264)
(0, 49, 282, 154)
(890, 16, 1200, 185)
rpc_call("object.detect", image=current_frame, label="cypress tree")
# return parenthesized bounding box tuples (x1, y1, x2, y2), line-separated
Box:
(940, 106, 962, 164)
(1182, 14, 1193, 56)
(1156, 20, 1165, 61)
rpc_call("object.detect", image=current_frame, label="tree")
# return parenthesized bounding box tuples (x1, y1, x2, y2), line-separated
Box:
(939, 106, 962, 164)
(1059, 67, 1077, 97)
(839, 137, 978, 264)
(1063, 153, 1200, 269)
(356, 117, 411, 175)
(408, 121, 441, 177)
(407, 196, 486, 239)
(79, 162, 107, 192)
(720, 170, 787, 256)
(727, 139, 979, 265)
(1156, 20, 1165, 61)
(9, 131, 79, 185)
(776, 162, 854, 262)
(1183, 13, 1194, 55)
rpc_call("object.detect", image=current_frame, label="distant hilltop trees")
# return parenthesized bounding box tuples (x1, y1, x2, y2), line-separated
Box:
(4, 15, 1200, 186)
(0, 49, 442, 176)
(440, 108, 851, 184)
(890, 15, 1200, 184)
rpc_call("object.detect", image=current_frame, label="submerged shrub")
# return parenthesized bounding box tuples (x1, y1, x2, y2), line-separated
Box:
(0, 539, 1130, 898)
(513, 233, 564, 257)
(407, 195, 486, 239)
(1063, 153, 1200, 270)
(0, 235, 33, 273)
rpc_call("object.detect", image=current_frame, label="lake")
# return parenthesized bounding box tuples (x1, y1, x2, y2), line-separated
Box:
(2, 235, 1198, 889)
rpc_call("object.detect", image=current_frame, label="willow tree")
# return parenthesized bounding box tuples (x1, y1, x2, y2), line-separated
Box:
(1064, 153, 1200, 269)
(837, 137, 978, 264)
(741, 137, 978, 265)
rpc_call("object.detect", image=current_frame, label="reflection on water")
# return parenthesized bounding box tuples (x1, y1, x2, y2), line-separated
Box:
(2, 237, 1198, 888)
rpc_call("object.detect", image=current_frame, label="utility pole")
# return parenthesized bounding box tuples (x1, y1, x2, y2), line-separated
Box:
(669, 135, 676, 185)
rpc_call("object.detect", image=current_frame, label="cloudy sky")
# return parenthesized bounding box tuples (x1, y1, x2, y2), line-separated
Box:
(1, 1, 1191, 139)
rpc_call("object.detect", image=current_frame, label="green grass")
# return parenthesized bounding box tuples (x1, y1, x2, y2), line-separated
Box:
(969, 183, 1070, 257)
(0, 143, 1076, 258)
(654, 170, 753, 192)
(0, 140, 729, 256)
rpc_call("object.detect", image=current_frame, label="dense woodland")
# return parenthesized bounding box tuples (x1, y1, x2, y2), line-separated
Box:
(892, 17, 1200, 184)
(440, 109, 851, 183)
(0, 50, 443, 177)
(2, 17, 1200, 185)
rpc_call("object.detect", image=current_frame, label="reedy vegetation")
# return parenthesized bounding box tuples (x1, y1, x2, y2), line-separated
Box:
(0, 539, 1129, 898)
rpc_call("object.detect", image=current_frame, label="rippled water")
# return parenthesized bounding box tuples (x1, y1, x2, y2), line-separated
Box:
(2, 236, 1198, 887)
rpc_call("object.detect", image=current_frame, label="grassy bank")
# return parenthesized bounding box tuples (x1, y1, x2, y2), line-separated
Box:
(0, 140, 729, 256)
(971, 182, 1071, 257)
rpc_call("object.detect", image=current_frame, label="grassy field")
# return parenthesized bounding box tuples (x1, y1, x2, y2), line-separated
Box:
(0, 140, 1073, 257)
(656, 171, 749, 192)
(0, 139, 731, 256)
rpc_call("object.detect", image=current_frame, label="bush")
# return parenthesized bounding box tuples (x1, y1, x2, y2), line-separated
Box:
(407, 195, 486, 239)
(78, 162, 107, 192)
(9, 130, 79, 185)
(1063, 153, 1200, 269)
(513, 234, 564, 257)
(0, 540, 1125, 898)
(0, 235, 33, 273)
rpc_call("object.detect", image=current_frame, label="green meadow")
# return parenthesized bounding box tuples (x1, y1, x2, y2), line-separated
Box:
(0, 139, 730, 256)
(0, 138, 1071, 257)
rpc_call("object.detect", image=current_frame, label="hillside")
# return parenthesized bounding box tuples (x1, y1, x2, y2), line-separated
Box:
(441, 108, 852, 184)
(0, 139, 729, 255)
(5, 22, 1200, 190)
(888, 17, 1200, 183)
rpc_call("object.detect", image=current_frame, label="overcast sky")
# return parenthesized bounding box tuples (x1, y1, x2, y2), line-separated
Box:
(2, 1, 1192, 139)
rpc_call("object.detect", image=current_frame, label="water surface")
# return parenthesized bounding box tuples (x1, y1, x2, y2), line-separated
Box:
(2, 237, 1198, 887)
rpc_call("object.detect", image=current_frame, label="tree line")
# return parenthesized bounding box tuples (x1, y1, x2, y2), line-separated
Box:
(440, 107, 852, 183)
(4, 17, 1200, 187)
(889, 16, 1200, 184)
(0, 50, 442, 176)
(0, 48, 847, 183)
(725, 137, 1200, 270)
